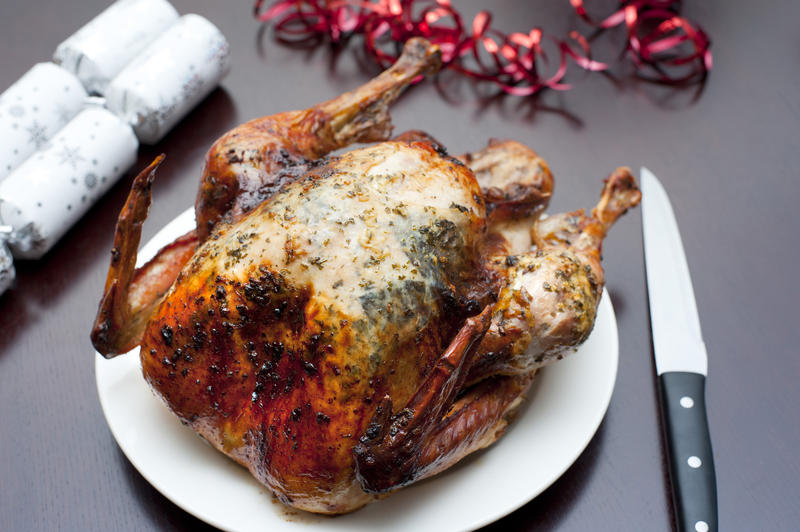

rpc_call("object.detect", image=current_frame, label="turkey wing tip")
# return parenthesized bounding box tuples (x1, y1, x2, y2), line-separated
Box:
(91, 155, 169, 358)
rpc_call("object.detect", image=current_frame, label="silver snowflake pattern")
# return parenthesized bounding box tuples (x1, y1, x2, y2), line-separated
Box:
(26, 121, 48, 149)
(181, 74, 204, 102)
(56, 145, 85, 170)
(9, 105, 25, 118)
(207, 40, 231, 73)
(159, 105, 176, 126)
(84, 173, 98, 189)
(149, 95, 179, 135)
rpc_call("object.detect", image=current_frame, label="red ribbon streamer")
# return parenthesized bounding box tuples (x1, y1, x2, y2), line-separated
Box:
(253, 0, 712, 95)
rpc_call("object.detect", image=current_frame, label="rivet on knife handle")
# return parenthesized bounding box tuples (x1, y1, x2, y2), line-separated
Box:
(658, 372, 718, 532)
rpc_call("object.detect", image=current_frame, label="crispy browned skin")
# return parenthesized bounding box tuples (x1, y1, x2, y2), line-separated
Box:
(353, 306, 493, 492)
(93, 39, 442, 358)
(92, 38, 640, 515)
(141, 140, 497, 513)
(195, 38, 442, 241)
(415, 373, 535, 481)
(459, 139, 553, 224)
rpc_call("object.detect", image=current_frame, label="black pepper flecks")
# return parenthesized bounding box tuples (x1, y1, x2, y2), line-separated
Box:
(161, 325, 174, 346)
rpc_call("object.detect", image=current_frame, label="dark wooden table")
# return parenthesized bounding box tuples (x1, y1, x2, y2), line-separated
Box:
(1, 1, 798, 530)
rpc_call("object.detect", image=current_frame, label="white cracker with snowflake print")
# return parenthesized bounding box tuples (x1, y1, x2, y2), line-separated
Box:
(53, 0, 178, 95)
(0, 106, 138, 259)
(106, 14, 230, 144)
(0, 63, 87, 183)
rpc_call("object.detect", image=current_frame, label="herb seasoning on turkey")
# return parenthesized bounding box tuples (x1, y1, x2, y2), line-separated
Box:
(91, 38, 640, 514)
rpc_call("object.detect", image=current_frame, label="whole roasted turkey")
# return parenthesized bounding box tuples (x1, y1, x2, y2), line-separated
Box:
(91, 38, 640, 514)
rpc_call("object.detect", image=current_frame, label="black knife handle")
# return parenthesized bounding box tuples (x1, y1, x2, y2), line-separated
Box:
(659, 372, 718, 532)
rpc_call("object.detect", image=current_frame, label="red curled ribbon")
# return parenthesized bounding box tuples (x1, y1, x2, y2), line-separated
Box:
(253, 0, 712, 95)
(571, 0, 712, 84)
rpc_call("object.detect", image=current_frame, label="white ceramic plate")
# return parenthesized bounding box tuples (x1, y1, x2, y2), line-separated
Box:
(95, 207, 618, 532)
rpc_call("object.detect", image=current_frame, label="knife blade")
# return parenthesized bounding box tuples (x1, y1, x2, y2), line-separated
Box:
(641, 167, 718, 532)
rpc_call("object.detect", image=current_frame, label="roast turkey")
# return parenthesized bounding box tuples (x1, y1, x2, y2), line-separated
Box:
(91, 38, 640, 514)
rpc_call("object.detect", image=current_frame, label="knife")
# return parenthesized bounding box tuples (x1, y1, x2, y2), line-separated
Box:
(641, 167, 718, 532)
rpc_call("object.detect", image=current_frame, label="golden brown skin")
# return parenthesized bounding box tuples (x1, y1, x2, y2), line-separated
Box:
(92, 38, 443, 357)
(91, 38, 641, 515)
(195, 37, 442, 241)
(141, 140, 496, 512)
(459, 139, 553, 225)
